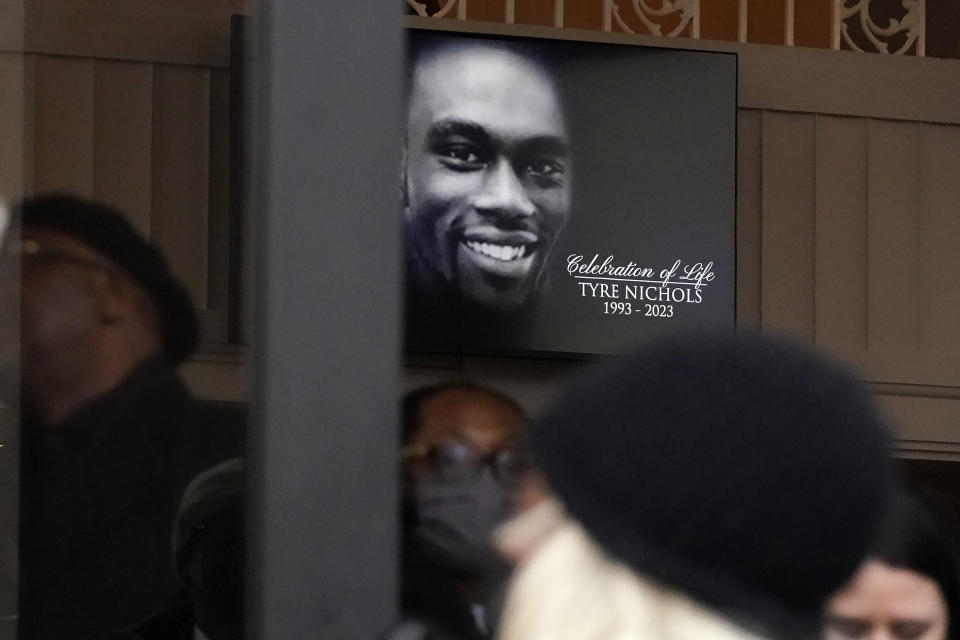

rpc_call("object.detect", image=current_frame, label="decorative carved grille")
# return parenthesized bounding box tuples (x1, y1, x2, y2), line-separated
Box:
(836, 0, 926, 55)
(406, 0, 929, 56)
(612, 0, 700, 38)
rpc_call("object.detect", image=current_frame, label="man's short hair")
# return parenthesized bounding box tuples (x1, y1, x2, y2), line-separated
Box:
(402, 382, 527, 445)
(405, 35, 560, 102)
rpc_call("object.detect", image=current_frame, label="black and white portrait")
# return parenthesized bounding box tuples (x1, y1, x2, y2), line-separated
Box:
(404, 37, 570, 319)
(404, 31, 737, 356)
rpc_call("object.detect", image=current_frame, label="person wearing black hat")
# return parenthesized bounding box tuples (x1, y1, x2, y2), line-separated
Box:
(12, 193, 245, 639)
(493, 333, 895, 640)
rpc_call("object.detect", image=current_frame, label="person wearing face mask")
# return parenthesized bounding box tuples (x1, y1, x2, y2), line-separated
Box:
(389, 383, 529, 640)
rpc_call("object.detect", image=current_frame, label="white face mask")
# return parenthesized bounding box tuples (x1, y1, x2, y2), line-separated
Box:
(411, 465, 513, 576)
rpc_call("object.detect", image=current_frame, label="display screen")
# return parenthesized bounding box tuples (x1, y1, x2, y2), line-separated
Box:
(403, 29, 737, 356)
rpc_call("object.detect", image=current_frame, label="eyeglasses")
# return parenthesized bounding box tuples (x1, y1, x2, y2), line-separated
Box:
(402, 440, 532, 487)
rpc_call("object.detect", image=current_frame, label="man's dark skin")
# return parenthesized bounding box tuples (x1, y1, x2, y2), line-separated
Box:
(403, 41, 572, 314)
(397, 385, 527, 640)
(14, 198, 243, 639)
(19, 227, 161, 425)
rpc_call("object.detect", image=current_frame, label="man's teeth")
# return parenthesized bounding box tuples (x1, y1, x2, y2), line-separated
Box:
(464, 241, 529, 261)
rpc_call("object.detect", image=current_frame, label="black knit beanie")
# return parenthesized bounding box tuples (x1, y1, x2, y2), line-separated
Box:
(172, 458, 245, 581)
(16, 193, 199, 362)
(530, 332, 893, 639)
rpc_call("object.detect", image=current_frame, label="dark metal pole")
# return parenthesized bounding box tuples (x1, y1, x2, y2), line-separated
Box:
(249, 2, 402, 638)
(0, 209, 20, 640)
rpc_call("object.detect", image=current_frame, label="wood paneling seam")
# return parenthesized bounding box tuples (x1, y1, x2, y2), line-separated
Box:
(915, 123, 925, 348)
(91, 59, 99, 191)
(811, 113, 817, 344)
(864, 118, 872, 349)
(757, 109, 766, 326)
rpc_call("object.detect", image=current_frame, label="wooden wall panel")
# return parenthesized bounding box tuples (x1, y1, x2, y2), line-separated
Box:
(845, 351, 960, 388)
(867, 119, 921, 352)
(0, 0, 25, 51)
(814, 115, 867, 350)
(21, 54, 34, 196)
(736, 108, 761, 327)
(151, 64, 210, 308)
(204, 68, 231, 342)
(33, 55, 94, 196)
(20, 0, 245, 68)
(0, 53, 27, 199)
(92, 60, 153, 236)
(760, 111, 815, 342)
(918, 124, 960, 354)
(179, 352, 248, 403)
(879, 393, 960, 459)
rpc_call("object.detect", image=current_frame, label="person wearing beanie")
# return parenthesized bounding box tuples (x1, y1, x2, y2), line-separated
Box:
(118, 458, 246, 640)
(493, 332, 895, 640)
(12, 193, 245, 639)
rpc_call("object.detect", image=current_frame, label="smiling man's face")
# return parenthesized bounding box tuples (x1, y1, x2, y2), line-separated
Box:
(404, 42, 571, 311)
